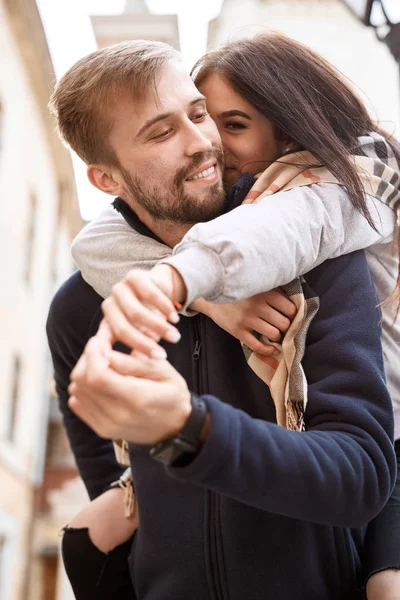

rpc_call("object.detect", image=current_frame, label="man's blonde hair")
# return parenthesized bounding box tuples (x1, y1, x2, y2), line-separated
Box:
(49, 40, 180, 166)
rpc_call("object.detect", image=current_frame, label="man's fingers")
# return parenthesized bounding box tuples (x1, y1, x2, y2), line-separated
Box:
(68, 395, 116, 439)
(85, 335, 111, 378)
(125, 270, 179, 323)
(109, 351, 168, 380)
(97, 320, 115, 353)
(70, 355, 88, 382)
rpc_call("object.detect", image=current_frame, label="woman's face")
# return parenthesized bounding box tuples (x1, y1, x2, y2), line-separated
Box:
(199, 73, 286, 189)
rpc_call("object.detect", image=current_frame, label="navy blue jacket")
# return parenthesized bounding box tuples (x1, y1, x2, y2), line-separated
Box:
(47, 250, 396, 600)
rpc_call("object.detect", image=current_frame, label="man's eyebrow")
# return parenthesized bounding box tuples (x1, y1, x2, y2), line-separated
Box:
(137, 96, 207, 137)
(217, 110, 252, 120)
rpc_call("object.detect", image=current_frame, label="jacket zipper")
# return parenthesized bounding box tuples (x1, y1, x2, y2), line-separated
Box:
(192, 316, 225, 600)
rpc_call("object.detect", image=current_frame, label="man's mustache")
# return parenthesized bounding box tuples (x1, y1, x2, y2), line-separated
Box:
(174, 148, 225, 187)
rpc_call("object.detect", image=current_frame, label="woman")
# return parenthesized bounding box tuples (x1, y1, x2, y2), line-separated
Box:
(69, 32, 400, 598)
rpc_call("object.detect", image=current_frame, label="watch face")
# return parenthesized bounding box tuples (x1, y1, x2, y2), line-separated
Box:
(150, 437, 196, 466)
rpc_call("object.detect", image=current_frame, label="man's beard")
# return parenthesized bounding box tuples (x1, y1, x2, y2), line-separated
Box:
(119, 148, 228, 224)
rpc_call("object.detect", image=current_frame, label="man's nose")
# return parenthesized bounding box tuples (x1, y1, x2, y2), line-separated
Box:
(184, 121, 213, 156)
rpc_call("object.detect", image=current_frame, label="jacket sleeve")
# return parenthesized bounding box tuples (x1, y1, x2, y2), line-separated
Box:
(167, 250, 396, 528)
(71, 205, 172, 299)
(46, 273, 125, 500)
(161, 184, 395, 308)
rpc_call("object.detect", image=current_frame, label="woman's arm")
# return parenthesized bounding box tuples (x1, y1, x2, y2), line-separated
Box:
(72, 186, 394, 311)
(162, 184, 395, 308)
(71, 204, 171, 299)
(72, 206, 297, 356)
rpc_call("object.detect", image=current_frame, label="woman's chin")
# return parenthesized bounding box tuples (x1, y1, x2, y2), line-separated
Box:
(223, 170, 239, 189)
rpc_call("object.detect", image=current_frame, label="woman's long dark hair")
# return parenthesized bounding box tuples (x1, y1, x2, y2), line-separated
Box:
(192, 32, 400, 310)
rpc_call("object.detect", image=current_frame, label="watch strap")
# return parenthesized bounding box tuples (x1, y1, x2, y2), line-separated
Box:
(179, 393, 208, 447)
(149, 393, 207, 465)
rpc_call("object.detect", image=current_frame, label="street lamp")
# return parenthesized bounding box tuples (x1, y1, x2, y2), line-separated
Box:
(341, 0, 400, 62)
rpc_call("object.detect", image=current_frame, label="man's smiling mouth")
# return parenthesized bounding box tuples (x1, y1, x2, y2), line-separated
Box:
(186, 162, 217, 181)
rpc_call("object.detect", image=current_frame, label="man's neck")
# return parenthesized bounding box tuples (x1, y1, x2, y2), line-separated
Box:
(148, 218, 192, 248)
(125, 198, 191, 248)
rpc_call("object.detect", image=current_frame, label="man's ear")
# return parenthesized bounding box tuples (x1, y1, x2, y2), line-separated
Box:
(87, 164, 125, 197)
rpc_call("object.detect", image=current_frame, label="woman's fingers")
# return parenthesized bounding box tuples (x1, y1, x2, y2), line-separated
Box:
(256, 304, 291, 336)
(125, 270, 179, 324)
(109, 282, 181, 342)
(240, 330, 279, 356)
(248, 315, 282, 342)
(262, 289, 297, 319)
(102, 296, 168, 359)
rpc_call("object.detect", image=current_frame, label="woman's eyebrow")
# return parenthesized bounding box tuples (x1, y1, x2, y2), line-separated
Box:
(217, 110, 252, 120)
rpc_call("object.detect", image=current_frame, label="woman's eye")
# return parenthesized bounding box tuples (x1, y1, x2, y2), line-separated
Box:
(225, 121, 247, 130)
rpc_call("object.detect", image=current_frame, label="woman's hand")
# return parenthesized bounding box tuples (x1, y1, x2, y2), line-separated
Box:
(101, 263, 296, 359)
(101, 264, 185, 357)
(197, 289, 297, 355)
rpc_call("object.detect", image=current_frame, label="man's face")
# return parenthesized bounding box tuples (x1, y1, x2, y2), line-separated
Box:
(108, 61, 226, 224)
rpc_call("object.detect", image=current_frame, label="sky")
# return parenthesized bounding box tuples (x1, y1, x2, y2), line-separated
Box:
(37, 0, 223, 220)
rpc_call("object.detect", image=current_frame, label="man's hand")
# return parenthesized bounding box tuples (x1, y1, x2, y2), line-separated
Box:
(68, 334, 191, 445)
(199, 289, 297, 356)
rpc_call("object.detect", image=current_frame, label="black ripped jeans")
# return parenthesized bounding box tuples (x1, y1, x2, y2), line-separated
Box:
(61, 526, 136, 599)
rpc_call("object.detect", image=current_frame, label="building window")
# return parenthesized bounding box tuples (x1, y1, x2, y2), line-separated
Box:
(6, 355, 21, 444)
(25, 192, 37, 284)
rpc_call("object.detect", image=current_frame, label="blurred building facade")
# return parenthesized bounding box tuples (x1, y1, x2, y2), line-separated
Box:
(1, 0, 180, 599)
(0, 0, 83, 598)
(91, 0, 180, 50)
(208, 0, 400, 134)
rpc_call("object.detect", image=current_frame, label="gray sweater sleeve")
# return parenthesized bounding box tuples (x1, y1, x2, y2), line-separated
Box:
(161, 183, 395, 307)
(71, 205, 172, 299)
(71, 184, 395, 304)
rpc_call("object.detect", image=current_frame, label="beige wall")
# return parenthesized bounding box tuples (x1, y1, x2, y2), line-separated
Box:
(208, 0, 399, 134)
(0, 1, 81, 598)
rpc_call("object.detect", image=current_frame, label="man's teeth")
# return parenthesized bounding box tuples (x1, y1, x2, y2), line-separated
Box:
(187, 165, 215, 181)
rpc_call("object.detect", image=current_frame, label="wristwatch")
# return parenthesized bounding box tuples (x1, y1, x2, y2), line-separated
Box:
(149, 393, 208, 467)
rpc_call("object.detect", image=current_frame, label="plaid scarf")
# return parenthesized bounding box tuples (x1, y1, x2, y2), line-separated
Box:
(114, 132, 400, 467)
(242, 132, 400, 431)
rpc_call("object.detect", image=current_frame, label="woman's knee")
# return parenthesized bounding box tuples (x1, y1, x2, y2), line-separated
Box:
(366, 569, 400, 600)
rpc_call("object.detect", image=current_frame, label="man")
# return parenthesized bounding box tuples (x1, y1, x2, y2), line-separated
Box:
(47, 40, 395, 599)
